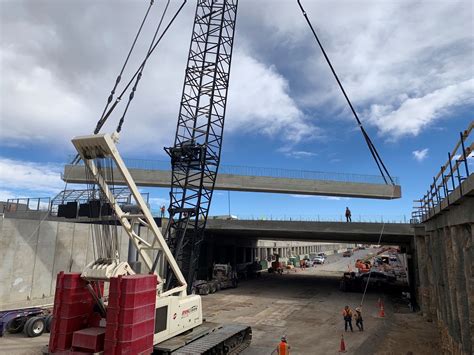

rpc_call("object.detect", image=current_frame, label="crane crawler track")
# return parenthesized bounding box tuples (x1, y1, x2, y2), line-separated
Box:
(171, 324, 252, 354)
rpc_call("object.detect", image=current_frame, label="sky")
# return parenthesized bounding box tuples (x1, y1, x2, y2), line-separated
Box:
(0, 0, 473, 221)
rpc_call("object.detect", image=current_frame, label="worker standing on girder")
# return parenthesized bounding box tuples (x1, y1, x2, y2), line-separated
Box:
(345, 207, 352, 222)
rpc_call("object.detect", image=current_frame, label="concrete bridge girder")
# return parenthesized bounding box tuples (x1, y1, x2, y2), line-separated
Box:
(63, 165, 402, 200)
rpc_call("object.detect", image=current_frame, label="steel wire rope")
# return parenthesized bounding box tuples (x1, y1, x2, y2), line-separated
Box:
(116, 0, 171, 133)
(95, 0, 156, 135)
(71, 0, 187, 164)
(92, 0, 187, 136)
(296, 0, 394, 185)
(71, 0, 156, 165)
(359, 185, 396, 309)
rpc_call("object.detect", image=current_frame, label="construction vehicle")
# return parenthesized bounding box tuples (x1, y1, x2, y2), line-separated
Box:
(0, 307, 52, 338)
(194, 264, 238, 295)
(268, 254, 284, 274)
(61, 133, 251, 353)
(340, 271, 397, 292)
(46, 0, 251, 353)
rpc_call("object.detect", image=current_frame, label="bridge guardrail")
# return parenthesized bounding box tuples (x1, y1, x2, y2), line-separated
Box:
(210, 214, 409, 224)
(412, 121, 473, 223)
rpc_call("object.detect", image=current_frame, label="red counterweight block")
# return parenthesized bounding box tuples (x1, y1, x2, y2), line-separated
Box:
(49, 272, 96, 353)
(104, 275, 157, 355)
(72, 327, 106, 353)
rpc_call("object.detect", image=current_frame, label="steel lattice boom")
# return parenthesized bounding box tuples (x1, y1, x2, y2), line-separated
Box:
(161, 0, 238, 291)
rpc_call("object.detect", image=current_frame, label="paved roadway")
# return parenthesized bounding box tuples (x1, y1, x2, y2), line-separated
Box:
(2, 248, 430, 355)
(312, 248, 378, 275)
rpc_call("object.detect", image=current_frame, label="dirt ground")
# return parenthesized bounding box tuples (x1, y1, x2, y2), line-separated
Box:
(0, 249, 438, 355)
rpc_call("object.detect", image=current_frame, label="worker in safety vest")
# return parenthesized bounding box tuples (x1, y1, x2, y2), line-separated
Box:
(342, 305, 353, 332)
(272, 336, 290, 354)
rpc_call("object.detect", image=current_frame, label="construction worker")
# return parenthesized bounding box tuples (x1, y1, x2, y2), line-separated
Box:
(355, 306, 364, 331)
(342, 305, 353, 332)
(345, 207, 352, 222)
(271, 336, 290, 354)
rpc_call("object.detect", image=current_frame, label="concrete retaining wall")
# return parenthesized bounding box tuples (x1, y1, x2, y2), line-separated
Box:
(414, 197, 473, 354)
(0, 215, 130, 309)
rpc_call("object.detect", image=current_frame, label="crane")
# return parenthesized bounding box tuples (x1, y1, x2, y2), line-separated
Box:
(50, 0, 395, 352)
(49, 0, 251, 353)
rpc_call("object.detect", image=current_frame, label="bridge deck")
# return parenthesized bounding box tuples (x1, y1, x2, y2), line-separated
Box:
(204, 219, 413, 245)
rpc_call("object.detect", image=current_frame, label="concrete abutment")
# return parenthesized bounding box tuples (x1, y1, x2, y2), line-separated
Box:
(414, 196, 473, 354)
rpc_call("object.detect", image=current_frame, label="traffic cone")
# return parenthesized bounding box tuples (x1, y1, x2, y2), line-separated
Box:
(378, 304, 385, 318)
(339, 334, 347, 353)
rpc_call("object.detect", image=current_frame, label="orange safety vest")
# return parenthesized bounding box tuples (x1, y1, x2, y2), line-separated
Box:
(342, 309, 352, 317)
(278, 341, 289, 355)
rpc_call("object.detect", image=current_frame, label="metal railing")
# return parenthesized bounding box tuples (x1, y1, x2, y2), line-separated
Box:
(3, 197, 51, 213)
(412, 121, 473, 223)
(69, 156, 399, 185)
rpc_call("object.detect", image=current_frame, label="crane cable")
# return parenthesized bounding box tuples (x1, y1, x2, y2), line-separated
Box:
(96, 0, 156, 135)
(359, 183, 395, 308)
(116, 0, 171, 133)
(71, 0, 155, 165)
(94, 0, 187, 135)
(71, 0, 187, 164)
(296, 0, 395, 185)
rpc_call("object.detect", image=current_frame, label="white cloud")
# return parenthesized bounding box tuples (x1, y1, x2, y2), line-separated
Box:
(0, 158, 63, 194)
(0, 189, 18, 202)
(0, 0, 472, 154)
(412, 148, 429, 162)
(367, 80, 474, 139)
(277, 146, 317, 158)
(239, 0, 473, 139)
(226, 51, 318, 143)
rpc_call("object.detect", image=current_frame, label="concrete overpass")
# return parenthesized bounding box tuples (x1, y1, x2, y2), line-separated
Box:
(204, 219, 413, 245)
(63, 162, 401, 199)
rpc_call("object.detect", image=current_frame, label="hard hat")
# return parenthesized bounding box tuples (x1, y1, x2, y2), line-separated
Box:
(281, 335, 287, 341)
(355, 307, 361, 312)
